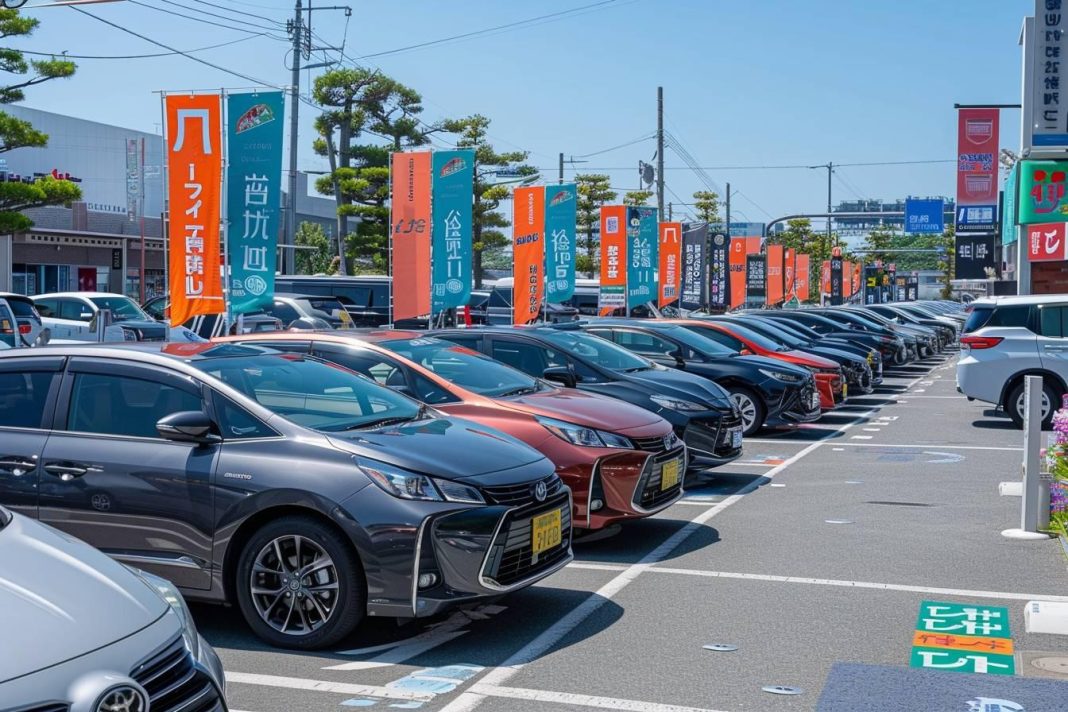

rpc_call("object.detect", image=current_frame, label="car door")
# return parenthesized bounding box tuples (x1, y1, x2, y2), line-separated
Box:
(588, 327, 684, 367)
(0, 355, 64, 516)
(1036, 304, 1068, 380)
(43, 297, 94, 340)
(38, 357, 218, 589)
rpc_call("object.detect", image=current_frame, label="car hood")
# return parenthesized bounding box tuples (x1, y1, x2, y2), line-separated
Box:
(623, 364, 734, 411)
(327, 413, 549, 480)
(500, 387, 662, 431)
(780, 349, 839, 368)
(0, 514, 167, 684)
(733, 353, 811, 375)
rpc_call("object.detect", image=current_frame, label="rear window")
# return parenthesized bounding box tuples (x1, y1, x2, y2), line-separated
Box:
(2, 297, 37, 318)
(964, 304, 1031, 334)
(488, 289, 513, 308)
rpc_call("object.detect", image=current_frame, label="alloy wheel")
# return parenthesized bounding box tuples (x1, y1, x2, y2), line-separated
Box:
(1015, 390, 1052, 424)
(731, 392, 758, 431)
(249, 535, 340, 636)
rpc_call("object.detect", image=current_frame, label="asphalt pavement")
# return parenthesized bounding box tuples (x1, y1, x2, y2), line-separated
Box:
(194, 351, 1068, 712)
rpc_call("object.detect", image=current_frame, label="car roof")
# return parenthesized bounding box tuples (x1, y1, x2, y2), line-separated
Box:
(0, 293, 34, 302)
(970, 294, 1068, 307)
(32, 292, 132, 300)
(0, 341, 277, 365)
(219, 329, 424, 346)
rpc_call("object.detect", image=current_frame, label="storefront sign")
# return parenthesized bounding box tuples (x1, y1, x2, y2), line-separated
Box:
(681, 224, 709, 310)
(431, 150, 475, 314)
(955, 108, 999, 233)
(956, 234, 996, 278)
(544, 184, 577, 304)
(165, 93, 224, 326)
(226, 91, 284, 316)
(390, 151, 432, 321)
(1033, 0, 1068, 148)
(658, 221, 681, 307)
(1019, 159, 1068, 225)
(512, 185, 545, 324)
(627, 206, 657, 309)
(904, 198, 944, 234)
(599, 205, 627, 313)
(1028, 222, 1068, 261)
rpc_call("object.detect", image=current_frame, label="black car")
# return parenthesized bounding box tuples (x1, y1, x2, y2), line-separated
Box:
(0, 343, 572, 650)
(815, 308, 938, 359)
(853, 304, 957, 346)
(761, 309, 914, 365)
(274, 275, 392, 326)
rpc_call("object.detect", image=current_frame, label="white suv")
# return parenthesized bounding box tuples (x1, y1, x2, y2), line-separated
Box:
(957, 294, 1068, 429)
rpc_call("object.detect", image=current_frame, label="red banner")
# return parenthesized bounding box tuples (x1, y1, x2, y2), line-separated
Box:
(599, 205, 627, 315)
(783, 248, 795, 300)
(796, 253, 810, 301)
(843, 262, 854, 298)
(728, 238, 747, 309)
(513, 186, 545, 324)
(956, 108, 999, 229)
(821, 260, 831, 296)
(854, 261, 862, 294)
(658, 221, 681, 307)
(766, 244, 784, 306)
(391, 151, 432, 321)
(1028, 223, 1068, 261)
(166, 94, 224, 327)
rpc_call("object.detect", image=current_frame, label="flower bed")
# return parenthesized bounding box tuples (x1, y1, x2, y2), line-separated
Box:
(1048, 405, 1068, 537)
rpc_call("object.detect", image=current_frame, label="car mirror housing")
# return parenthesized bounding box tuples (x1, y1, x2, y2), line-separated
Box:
(157, 411, 222, 445)
(739, 348, 753, 356)
(542, 366, 578, 389)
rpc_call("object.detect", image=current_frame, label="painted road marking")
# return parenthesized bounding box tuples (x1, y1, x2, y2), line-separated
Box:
(910, 630, 1015, 654)
(811, 442, 1020, 452)
(863, 428, 881, 432)
(224, 673, 433, 702)
(851, 435, 873, 440)
(469, 683, 729, 712)
(911, 600, 1015, 675)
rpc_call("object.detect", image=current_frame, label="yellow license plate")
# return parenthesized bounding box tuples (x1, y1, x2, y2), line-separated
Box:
(660, 458, 681, 491)
(531, 509, 562, 556)
(867, 353, 873, 364)
(842, 383, 848, 398)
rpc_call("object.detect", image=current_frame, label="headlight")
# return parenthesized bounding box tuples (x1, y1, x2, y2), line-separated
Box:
(759, 368, 804, 383)
(357, 458, 485, 503)
(130, 568, 199, 657)
(649, 394, 708, 412)
(536, 416, 634, 448)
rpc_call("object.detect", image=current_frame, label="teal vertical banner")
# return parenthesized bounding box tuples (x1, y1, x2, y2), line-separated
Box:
(431, 149, 475, 313)
(544, 183, 577, 303)
(627, 206, 658, 309)
(1002, 162, 1018, 246)
(226, 91, 284, 315)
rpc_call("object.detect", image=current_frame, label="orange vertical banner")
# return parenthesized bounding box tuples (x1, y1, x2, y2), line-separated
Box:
(391, 151, 432, 321)
(166, 93, 224, 327)
(783, 247, 796, 300)
(843, 262, 854, 298)
(766, 244, 784, 306)
(854, 261, 862, 295)
(658, 221, 681, 307)
(796, 254, 810, 301)
(599, 205, 627, 314)
(512, 186, 545, 324)
(821, 260, 831, 296)
(728, 238, 747, 309)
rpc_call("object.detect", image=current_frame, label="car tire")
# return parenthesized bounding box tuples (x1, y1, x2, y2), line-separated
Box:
(235, 515, 366, 650)
(1007, 380, 1058, 431)
(729, 387, 766, 436)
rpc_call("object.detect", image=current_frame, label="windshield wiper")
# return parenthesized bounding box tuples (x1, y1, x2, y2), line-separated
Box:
(621, 365, 652, 373)
(497, 385, 538, 398)
(342, 408, 425, 431)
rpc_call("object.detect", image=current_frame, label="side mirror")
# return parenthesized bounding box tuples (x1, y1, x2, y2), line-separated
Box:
(739, 348, 753, 356)
(156, 411, 221, 445)
(543, 366, 578, 388)
(670, 348, 686, 368)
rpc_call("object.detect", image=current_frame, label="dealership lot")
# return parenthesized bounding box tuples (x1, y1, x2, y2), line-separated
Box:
(193, 353, 1068, 712)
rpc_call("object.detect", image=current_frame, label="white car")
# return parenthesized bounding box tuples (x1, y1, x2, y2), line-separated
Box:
(32, 291, 168, 341)
(957, 294, 1068, 428)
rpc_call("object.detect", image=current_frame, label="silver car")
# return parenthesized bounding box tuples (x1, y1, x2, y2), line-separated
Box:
(0, 504, 227, 711)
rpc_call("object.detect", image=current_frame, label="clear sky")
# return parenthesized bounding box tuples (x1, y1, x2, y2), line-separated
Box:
(13, 0, 1031, 227)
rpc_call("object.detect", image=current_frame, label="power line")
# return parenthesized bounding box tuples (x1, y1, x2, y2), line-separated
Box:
(574, 133, 655, 158)
(153, 0, 286, 32)
(126, 0, 288, 40)
(13, 35, 262, 60)
(183, 0, 289, 23)
(522, 159, 957, 171)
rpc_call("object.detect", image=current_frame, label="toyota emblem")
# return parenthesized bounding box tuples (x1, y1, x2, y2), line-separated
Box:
(534, 481, 548, 502)
(96, 685, 147, 712)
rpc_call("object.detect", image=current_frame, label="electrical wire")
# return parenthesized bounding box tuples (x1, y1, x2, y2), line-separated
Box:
(153, 0, 286, 32)
(125, 0, 288, 40)
(13, 35, 263, 60)
(574, 133, 655, 158)
(183, 0, 289, 23)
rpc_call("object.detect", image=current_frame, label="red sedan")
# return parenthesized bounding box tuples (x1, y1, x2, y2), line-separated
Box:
(665, 319, 846, 410)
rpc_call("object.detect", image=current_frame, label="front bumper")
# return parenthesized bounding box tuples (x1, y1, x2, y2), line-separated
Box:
(815, 373, 844, 409)
(679, 413, 744, 467)
(767, 381, 822, 426)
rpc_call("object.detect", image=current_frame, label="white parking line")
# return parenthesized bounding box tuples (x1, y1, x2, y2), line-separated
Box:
(567, 562, 629, 572)
(470, 683, 729, 712)
(224, 672, 433, 701)
(851, 435, 873, 440)
(825, 442, 1021, 452)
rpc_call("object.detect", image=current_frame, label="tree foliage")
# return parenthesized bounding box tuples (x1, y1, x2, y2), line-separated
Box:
(692, 190, 720, 226)
(575, 174, 616, 277)
(294, 221, 335, 275)
(623, 190, 653, 207)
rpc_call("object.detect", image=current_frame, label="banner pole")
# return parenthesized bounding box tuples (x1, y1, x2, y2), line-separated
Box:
(220, 90, 231, 335)
(160, 92, 170, 341)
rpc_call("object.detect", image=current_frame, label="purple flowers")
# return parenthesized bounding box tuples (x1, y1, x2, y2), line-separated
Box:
(1050, 405, 1068, 535)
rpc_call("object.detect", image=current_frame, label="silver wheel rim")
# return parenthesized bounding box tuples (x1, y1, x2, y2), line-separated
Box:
(731, 392, 758, 431)
(1016, 390, 1052, 423)
(250, 535, 339, 636)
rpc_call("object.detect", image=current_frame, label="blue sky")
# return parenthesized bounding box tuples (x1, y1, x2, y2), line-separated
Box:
(14, 0, 1030, 226)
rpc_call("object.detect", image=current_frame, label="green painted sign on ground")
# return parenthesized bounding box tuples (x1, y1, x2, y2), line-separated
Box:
(915, 601, 1011, 638)
(909, 648, 1015, 675)
(910, 601, 1015, 676)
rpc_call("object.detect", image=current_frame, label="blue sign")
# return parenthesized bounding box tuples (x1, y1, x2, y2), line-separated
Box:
(544, 184, 577, 303)
(728, 222, 765, 237)
(626, 206, 657, 309)
(956, 204, 997, 233)
(431, 150, 475, 314)
(904, 199, 944, 234)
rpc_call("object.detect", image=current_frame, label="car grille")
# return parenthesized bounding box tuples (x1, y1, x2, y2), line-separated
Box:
(630, 432, 681, 453)
(482, 493, 572, 588)
(132, 636, 224, 712)
(482, 474, 565, 507)
(633, 450, 685, 511)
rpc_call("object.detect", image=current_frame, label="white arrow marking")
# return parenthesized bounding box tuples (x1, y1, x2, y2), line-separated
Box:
(924, 451, 965, 464)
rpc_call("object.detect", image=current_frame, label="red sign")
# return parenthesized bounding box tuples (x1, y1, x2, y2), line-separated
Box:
(390, 151, 432, 321)
(1028, 223, 1068, 262)
(766, 244, 784, 306)
(658, 222, 681, 307)
(956, 108, 999, 229)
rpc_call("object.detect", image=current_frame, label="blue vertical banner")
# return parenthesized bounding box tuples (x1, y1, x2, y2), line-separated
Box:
(627, 206, 658, 309)
(225, 91, 284, 315)
(431, 150, 475, 314)
(544, 183, 577, 303)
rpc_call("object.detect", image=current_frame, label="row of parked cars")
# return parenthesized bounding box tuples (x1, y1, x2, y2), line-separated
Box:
(0, 285, 962, 710)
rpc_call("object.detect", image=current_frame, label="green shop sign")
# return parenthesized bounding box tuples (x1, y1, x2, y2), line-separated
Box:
(1018, 160, 1068, 225)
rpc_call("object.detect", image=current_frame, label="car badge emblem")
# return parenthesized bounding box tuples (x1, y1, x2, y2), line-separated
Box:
(534, 481, 548, 502)
(97, 684, 147, 712)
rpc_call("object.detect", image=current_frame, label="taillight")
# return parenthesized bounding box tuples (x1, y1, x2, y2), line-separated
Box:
(18, 324, 30, 334)
(960, 335, 1003, 350)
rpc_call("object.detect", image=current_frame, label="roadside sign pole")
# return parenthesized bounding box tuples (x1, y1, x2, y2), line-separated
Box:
(1002, 375, 1051, 540)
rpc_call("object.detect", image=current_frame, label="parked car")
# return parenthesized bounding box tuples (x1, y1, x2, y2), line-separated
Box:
(813, 308, 938, 359)
(432, 325, 752, 460)
(576, 319, 821, 436)
(0, 292, 49, 347)
(221, 331, 686, 530)
(0, 342, 571, 649)
(262, 293, 353, 329)
(485, 278, 581, 325)
(854, 303, 958, 346)
(274, 275, 392, 326)
(666, 318, 846, 409)
(34, 291, 167, 341)
(757, 310, 905, 367)
(0, 297, 16, 348)
(142, 296, 283, 339)
(957, 295, 1068, 428)
(0, 504, 227, 710)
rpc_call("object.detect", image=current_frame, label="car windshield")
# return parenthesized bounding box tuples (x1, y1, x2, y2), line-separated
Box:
(89, 296, 151, 322)
(541, 329, 651, 371)
(191, 353, 421, 431)
(655, 325, 738, 355)
(734, 319, 806, 348)
(300, 297, 348, 318)
(708, 321, 789, 352)
(379, 337, 542, 398)
(768, 318, 821, 341)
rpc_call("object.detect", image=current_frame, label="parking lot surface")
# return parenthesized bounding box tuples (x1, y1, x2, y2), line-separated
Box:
(194, 352, 1068, 711)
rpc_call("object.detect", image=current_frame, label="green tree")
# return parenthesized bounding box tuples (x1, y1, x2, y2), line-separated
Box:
(861, 225, 897, 266)
(692, 190, 720, 226)
(441, 114, 535, 287)
(575, 174, 616, 277)
(294, 221, 334, 275)
(0, 9, 80, 232)
(623, 190, 653, 207)
(938, 225, 955, 299)
(312, 68, 433, 274)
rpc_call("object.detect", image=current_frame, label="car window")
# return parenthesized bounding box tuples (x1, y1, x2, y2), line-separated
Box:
(438, 333, 482, 351)
(88, 296, 150, 321)
(689, 327, 744, 352)
(370, 284, 389, 308)
(1040, 306, 1068, 338)
(382, 337, 539, 397)
(59, 299, 91, 321)
(143, 299, 166, 321)
(215, 395, 274, 439)
(965, 304, 1031, 333)
(543, 329, 651, 371)
(488, 289, 513, 308)
(491, 339, 568, 374)
(268, 301, 300, 324)
(610, 329, 678, 357)
(67, 372, 203, 438)
(34, 299, 56, 318)
(309, 347, 458, 406)
(2, 298, 38, 319)
(0, 371, 55, 428)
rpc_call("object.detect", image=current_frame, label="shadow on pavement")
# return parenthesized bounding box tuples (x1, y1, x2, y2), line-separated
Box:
(572, 517, 723, 565)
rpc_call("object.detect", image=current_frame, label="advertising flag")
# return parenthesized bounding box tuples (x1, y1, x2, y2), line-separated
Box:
(681, 224, 709, 310)
(431, 149, 475, 314)
(708, 230, 728, 309)
(226, 91, 284, 316)
(544, 183, 577, 303)
(165, 93, 224, 327)
(745, 253, 766, 305)
(796, 253, 810, 301)
(627, 206, 658, 309)
(783, 247, 795, 300)
(843, 262, 854, 298)
(658, 221, 682, 307)
(512, 186, 545, 324)
(821, 260, 831, 298)
(766, 244, 784, 306)
(1002, 163, 1019, 245)
(955, 108, 999, 233)
(391, 151, 432, 321)
(830, 255, 844, 305)
(599, 205, 627, 313)
(728, 237, 748, 309)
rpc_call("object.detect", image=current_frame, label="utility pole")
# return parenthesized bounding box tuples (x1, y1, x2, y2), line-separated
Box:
(558, 152, 564, 184)
(725, 181, 731, 234)
(825, 162, 833, 253)
(656, 86, 665, 218)
(668, 202, 673, 221)
(284, 0, 303, 276)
